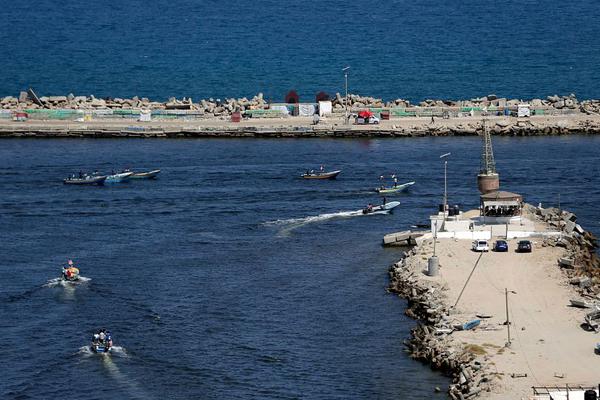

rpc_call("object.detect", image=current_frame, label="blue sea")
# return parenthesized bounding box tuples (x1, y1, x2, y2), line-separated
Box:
(2, 2, 600, 399)
(1, 137, 600, 399)
(1, 0, 599, 102)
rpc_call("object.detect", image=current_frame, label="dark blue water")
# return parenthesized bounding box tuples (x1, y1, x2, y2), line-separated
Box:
(1, 137, 599, 399)
(1, 0, 600, 101)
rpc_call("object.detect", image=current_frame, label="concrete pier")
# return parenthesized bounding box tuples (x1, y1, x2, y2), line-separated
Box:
(387, 204, 600, 399)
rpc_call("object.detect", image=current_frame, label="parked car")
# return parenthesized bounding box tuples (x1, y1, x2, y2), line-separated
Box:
(355, 116, 380, 125)
(494, 240, 509, 252)
(517, 240, 532, 253)
(472, 240, 490, 252)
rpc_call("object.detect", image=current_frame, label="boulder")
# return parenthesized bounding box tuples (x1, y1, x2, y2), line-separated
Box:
(1, 96, 17, 104)
(90, 98, 106, 107)
(48, 96, 67, 103)
(531, 99, 543, 107)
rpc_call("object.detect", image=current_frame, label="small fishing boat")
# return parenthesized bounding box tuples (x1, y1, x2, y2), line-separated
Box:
(129, 169, 161, 179)
(375, 181, 415, 194)
(62, 266, 80, 282)
(91, 329, 113, 354)
(362, 201, 400, 215)
(105, 171, 134, 183)
(61, 259, 80, 282)
(63, 175, 107, 185)
(301, 170, 341, 180)
(454, 319, 481, 331)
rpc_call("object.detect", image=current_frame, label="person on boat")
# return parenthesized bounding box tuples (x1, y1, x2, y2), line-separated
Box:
(393, 177, 398, 187)
(92, 333, 100, 344)
(320, 165, 324, 172)
(383, 196, 387, 205)
(305, 169, 310, 176)
(367, 203, 373, 213)
(111, 169, 115, 175)
(78, 170, 83, 178)
(99, 330, 106, 344)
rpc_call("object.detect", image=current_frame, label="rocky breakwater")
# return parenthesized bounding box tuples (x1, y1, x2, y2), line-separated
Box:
(1, 90, 272, 117)
(387, 252, 493, 399)
(330, 92, 582, 112)
(387, 205, 600, 399)
(531, 205, 600, 292)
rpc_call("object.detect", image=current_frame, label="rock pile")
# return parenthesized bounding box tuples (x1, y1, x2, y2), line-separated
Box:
(388, 255, 494, 399)
(530, 205, 600, 292)
(0, 91, 271, 117)
(331, 93, 411, 109)
(581, 99, 600, 115)
(4, 91, 594, 116)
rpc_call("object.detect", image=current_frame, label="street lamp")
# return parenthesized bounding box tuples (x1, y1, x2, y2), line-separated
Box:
(342, 66, 350, 124)
(504, 288, 517, 347)
(440, 152, 451, 230)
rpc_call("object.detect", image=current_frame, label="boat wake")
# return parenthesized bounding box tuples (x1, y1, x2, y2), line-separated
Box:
(265, 210, 362, 227)
(76, 344, 148, 398)
(101, 351, 150, 400)
(44, 276, 91, 288)
(265, 208, 390, 235)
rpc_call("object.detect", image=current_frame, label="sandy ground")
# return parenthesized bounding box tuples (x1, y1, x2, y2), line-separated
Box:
(0, 113, 599, 132)
(409, 224, 600, 399)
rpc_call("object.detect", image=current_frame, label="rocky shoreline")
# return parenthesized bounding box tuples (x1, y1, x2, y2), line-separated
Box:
(386, 205, 600, 399)
(3, 91, 600, 116)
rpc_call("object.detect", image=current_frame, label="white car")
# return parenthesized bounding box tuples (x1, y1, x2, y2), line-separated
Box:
(472, 240, 489, 252)
(355, 116, 380, 125)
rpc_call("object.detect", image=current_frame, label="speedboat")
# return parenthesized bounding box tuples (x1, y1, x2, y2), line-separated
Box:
(91, 330, 113, 353)
(375, 181, 415, 194)
(62, 260, 80, 281)
(62, 266, 80, 282)
(362, 201, 400, 215)
(105, 171, 134, 183)
(129, 169, 161, 179)
(63, 175, 107, 185)
(301, 170, 341, 180)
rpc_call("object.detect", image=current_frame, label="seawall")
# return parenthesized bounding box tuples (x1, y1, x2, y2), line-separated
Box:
(1, 114, 600, 138)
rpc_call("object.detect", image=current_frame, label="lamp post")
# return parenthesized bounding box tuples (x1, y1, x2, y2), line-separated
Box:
(440, 152, 451, 230)
(342, 66, 350, 124)
(505, 288, 517, 347)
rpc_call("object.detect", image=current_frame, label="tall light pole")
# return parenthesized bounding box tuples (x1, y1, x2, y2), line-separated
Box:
(505, 288, 517, 347)
(342, 66, 350, 124)
(440, 152, 451, 230)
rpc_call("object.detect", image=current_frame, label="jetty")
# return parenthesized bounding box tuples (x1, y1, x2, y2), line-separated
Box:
(2, 91, 600, 138)
(384, 124, 600, 399)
